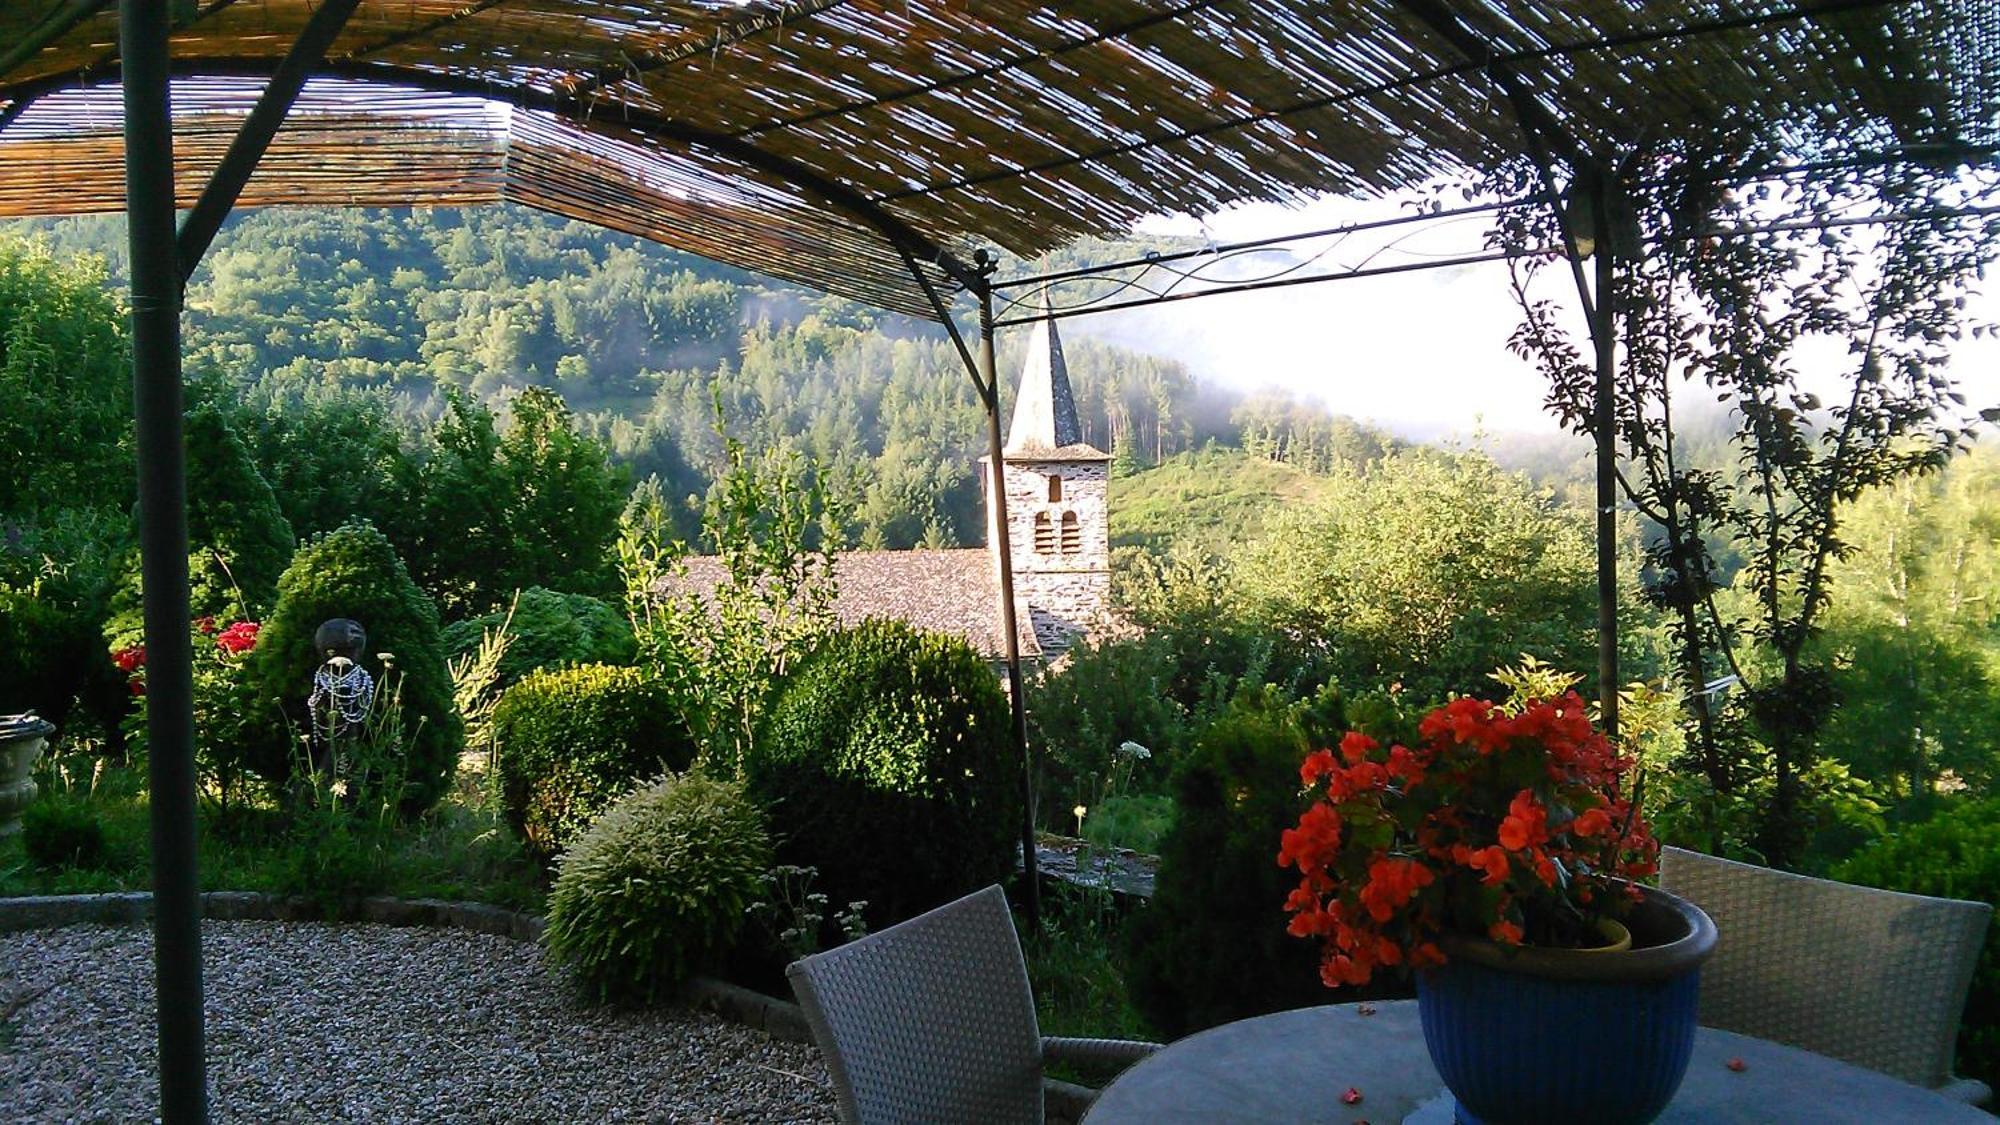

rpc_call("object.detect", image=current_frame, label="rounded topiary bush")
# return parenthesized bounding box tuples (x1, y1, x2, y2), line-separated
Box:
(1124, 685, 1405, 1038)
(244, 522, 461, 813)
(747, 618, 1019, 931)
(491, 663, 696, 861)
(441, 586, 636, 690)
(1835, 798, 2000, 1090)
(544, 772, 771, 1004)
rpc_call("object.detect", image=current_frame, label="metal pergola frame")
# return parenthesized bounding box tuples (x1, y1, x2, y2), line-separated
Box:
(0, 2, 1981, 1120)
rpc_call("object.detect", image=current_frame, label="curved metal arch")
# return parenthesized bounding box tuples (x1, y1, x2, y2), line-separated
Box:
(0, 57, 985, 294)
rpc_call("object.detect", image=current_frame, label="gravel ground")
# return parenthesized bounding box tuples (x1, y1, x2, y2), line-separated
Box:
(0, 921, 837, 1123)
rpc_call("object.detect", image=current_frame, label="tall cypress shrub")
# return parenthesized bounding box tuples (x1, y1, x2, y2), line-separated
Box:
(1124, 685, 1406, 1037)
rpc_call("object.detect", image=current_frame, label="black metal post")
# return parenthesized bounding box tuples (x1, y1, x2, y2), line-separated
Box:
(1590, 175, 1620, 737)
(121, 1, 207, 1120)
(977, 283, 1040, 929)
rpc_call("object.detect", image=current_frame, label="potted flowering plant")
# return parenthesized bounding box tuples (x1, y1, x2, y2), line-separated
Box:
(1279, 689, 1715, 1125)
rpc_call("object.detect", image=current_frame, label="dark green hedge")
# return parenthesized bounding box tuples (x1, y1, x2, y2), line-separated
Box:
(748, 619, 1019, 931)
(441, 586, 635, 689)
(1124, 685, 1405, 1037)
(491, 663, 695, 861)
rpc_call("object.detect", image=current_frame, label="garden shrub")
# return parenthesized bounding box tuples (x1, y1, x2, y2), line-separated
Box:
(1028, 633, 1187, 827)
(22, 799, 107, 871)
(1834, 797, 2000, 1090)
(1124, 684, 1406, 1038)
(0, 511, 130, 744)
(1, 586, 118, 732)
(544, 772, 771, 1004)
(271, 798, 394, 920)
(747, 619, 1019, 931)
(491, 663, 695, 861)
(244, 522, 461, 813)
(441, 586, 636, 689)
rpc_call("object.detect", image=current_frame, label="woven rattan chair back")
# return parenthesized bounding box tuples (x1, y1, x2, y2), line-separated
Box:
(1661, 845, 1992, 1090)
(787, 885, 1045, 1125)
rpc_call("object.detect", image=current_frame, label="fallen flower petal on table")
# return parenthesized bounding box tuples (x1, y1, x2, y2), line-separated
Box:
(1726, 1057, 1747, 1072)
(1341, 1087, 1363, 1105)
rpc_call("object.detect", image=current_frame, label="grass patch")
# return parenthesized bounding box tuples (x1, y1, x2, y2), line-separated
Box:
(1022, 884, 1151, 1041)
(1081, 795, 1173, 855)
(0, 752, 544, 914)
(1111, 447, 1331, 556)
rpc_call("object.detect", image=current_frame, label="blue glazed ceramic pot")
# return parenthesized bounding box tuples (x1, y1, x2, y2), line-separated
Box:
(1416, 885, 1717, 1125)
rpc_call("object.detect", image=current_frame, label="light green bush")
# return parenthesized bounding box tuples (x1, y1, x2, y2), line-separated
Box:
(544, 772, 771, 1004)
(441, 586, 635, 689)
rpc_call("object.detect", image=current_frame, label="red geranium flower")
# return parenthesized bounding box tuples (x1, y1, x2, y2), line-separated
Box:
(215, 620, 260, 655)
(112, 645, 146, 673)
(1498, 790, 1550, 852)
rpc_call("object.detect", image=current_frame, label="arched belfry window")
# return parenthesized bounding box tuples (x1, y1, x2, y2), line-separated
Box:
(1048, 474, 1063, 502)
(1060, 511, 1082, 555)
(1033, 511, 1055, 554)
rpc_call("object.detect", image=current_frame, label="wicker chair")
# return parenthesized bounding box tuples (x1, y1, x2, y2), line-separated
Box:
(786, 885, 1160, 1124)
(1660, 845, 1993, 1105)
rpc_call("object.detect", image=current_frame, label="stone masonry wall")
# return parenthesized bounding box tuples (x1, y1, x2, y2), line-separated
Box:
(999, 457, 1110, 654)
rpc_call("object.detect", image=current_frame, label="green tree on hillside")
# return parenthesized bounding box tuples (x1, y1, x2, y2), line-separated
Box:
(0, 239, 131, 521)
(393, 388, 625, 615)
(1816, 448, 2000, 806)
(1237, 449, 1597, 701)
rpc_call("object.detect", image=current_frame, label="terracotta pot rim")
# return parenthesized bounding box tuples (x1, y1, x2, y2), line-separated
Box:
(1435, 883, 1717, 983)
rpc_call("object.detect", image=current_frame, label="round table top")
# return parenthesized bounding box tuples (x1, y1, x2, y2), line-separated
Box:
(1083, 1001, 1995, 1124)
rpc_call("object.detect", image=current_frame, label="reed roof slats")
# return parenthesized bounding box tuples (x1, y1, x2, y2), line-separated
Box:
(0, 1, 1991, 319)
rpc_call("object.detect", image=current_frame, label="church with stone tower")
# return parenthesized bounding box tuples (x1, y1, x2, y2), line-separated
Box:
(984, 308, 1113, 657)
(665, 307, 1114, 665)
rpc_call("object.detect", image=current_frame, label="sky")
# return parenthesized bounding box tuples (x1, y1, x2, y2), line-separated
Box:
(1034, 192, 2000, 442)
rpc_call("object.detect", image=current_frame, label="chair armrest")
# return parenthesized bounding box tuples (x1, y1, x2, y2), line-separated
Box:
(1041, 1035, 1162, 1071)
(1937, 1076, 1992, 1107)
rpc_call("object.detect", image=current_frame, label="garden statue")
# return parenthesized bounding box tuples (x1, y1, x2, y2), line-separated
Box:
(307, 618, 374, 776)
(1, 711, 54, 835)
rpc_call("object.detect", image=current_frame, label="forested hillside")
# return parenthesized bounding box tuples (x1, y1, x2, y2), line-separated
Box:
(14, 205, 1384, 549)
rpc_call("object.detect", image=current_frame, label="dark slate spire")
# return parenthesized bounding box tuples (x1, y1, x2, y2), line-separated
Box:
(1005, 289, 1084, 453)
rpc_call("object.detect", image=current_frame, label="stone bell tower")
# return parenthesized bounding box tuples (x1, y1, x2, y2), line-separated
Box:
(984, 294, 1111, 656)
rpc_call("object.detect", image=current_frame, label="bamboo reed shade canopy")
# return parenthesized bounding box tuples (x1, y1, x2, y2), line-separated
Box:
(0, 1, 1994, 318)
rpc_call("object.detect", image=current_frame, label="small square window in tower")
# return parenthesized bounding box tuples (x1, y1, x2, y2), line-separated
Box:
(1047, 474, 1063, 502)
(1033, 511, 1056, 554)
(1059, 511, 1082, 555)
